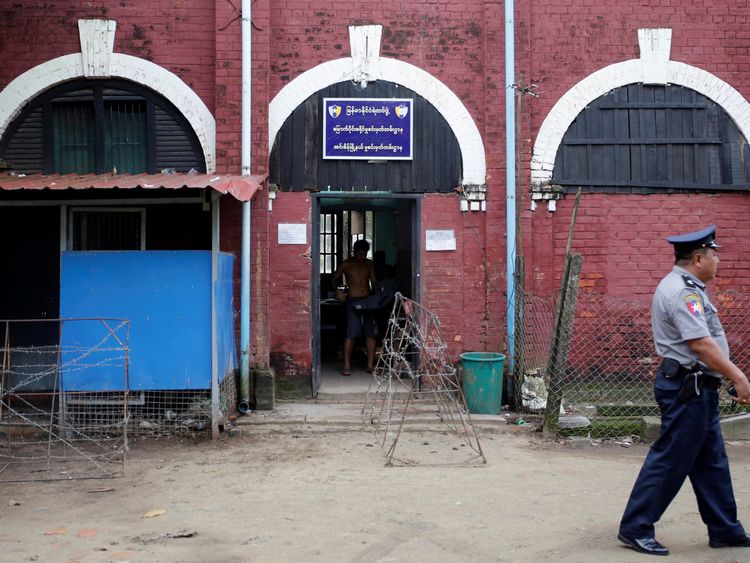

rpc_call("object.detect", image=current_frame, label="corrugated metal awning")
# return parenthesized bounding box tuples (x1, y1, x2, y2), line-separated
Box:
(0, 172, 266, 202)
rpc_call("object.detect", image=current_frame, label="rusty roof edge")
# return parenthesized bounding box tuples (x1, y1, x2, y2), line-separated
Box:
(0, 172, 268, 202)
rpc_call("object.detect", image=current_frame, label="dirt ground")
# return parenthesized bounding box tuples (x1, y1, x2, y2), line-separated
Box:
(3, 414, 750, 563)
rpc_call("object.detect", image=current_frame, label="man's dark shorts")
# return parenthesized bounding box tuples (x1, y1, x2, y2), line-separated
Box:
(346, 297, 379, 339)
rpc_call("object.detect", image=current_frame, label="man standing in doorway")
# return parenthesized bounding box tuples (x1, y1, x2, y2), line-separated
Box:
(618, 225, 750, 556)
(332, 239, 378, 375)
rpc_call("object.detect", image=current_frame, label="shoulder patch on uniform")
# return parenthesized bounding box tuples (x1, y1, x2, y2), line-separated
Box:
(681, 274, 698, 288)
(684, 292, 704, 317)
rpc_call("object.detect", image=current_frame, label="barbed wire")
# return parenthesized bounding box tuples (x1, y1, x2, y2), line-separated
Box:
(363, 293, 485, 466)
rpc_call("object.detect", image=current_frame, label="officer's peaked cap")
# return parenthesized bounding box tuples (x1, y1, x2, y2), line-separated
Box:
(666, 224, 720, 255)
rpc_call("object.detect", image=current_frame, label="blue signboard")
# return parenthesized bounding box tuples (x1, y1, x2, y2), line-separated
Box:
(323, 98, 413, 160)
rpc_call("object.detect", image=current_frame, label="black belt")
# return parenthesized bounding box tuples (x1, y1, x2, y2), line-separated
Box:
(659, 358, 721, 391)
(659, 357, 701, 378)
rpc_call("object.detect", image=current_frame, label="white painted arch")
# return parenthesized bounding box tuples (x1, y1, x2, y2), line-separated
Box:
(532, 60, 750, 190)
(0, 54, 216, 172)
(269, 57, 487, 186)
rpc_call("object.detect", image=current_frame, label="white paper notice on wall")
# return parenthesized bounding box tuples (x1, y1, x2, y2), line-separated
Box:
(425, 229, 456, 251)
(278, 223, 307, 245)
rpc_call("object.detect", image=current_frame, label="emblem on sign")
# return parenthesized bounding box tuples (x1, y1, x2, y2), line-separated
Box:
(395, 104, 409, 119)
(328, 105, 341, 118)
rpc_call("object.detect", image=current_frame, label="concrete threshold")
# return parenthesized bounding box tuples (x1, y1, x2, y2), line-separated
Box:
(234, 401, 532, 436)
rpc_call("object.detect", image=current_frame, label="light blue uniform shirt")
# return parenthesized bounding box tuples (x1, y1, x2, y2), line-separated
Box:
(652, 266, 727, 379)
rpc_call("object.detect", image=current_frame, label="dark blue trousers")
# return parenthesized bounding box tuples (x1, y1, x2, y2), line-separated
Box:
(619, 371, 745, 541)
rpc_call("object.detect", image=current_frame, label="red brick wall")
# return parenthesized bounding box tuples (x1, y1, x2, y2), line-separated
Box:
(538, 193, 750, 297)
(214, 0, 272, 370)
(0, 1, 217, 113)
(268, 1, 492, 130)
(214, 0, 241, 173)
(421, 195, 491, 360)
(266, 0, 509, 364)
(481, 2, 508, 353)
(267, 192, 314, 391)
(520, 1, 750, 298)
(521, 1, 750, 137)
(219, 193, 271, 368)
(11, 0, 750, 394)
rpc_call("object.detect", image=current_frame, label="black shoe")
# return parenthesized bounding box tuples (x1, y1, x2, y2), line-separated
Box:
(618, 533, 670, 556)
(709, 532, 750, 548)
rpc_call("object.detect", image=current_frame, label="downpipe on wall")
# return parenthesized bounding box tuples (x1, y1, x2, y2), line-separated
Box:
(505, 0, 516, 373)
(238, 0, 252, 413)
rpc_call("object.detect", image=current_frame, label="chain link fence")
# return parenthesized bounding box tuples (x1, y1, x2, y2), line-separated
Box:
(512, 286, 750, 440)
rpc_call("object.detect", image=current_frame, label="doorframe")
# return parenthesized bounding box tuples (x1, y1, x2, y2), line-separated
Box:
(310, 192, 421, 397)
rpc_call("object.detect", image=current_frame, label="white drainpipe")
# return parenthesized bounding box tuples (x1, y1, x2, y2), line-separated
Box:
(238, 0, 252, 413)
(505, 0, 516, 373)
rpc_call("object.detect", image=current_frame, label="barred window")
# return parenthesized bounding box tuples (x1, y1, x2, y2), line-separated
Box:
(0, 79, 204, 175)
(69, 208, 145, 251)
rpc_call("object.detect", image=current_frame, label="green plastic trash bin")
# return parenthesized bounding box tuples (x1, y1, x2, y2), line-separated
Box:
(460, 352, 506, 414)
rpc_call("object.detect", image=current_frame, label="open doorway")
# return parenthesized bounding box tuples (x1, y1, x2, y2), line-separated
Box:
(0, 206, 61, 384)
(311, 194, 419, 396)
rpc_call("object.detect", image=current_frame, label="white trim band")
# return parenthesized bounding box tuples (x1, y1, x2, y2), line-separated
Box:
(0, 20, 215, 172)
(269, 57, 486, 186)
(531, 28, 750, 191)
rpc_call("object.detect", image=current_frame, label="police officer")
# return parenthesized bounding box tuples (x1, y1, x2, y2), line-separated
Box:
(618, 225, 750, 556)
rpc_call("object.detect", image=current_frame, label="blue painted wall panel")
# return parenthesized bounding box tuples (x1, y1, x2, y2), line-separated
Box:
(60, 251, 214, 391)
(217, 253, 237, 384)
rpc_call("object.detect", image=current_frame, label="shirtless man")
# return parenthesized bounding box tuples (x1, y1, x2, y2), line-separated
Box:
(332, 239, 378, 375)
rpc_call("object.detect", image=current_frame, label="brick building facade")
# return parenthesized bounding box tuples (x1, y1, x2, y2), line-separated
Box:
(2, 1, 750, 403)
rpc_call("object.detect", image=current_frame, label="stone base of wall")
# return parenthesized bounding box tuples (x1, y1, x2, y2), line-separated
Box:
(253, 368, 276, 410)
(269, 352, 312, 400)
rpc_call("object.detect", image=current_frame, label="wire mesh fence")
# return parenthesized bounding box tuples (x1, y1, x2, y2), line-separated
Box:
(126, 390, 212, 435)
(0, 319, 129, 482)
(512, 287, 750, 440)
(219, 370, 237, 423)
(0, 317, 239, 481)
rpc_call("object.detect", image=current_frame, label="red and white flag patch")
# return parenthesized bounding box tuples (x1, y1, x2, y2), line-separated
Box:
(684, 293, 704, 317)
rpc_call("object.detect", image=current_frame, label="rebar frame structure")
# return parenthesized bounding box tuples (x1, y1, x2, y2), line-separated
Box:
(362, 293, 486, 466)
(0, 318, 129, 482)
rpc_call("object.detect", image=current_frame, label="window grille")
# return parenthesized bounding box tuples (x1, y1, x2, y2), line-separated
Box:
(103, 100, 147, 174)
(69, 208, 145, 251)
(52, 97, 147, 175)
(53, 102, 96, 174)
(319, 213, 338, 274)
(0, 79, 205, 175)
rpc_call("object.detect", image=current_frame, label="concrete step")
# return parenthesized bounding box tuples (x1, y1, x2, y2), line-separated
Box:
(234, 401, 526, 435)
(642, 414, 750, 442)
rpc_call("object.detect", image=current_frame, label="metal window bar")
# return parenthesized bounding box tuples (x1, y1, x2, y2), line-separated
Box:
(104, 100, 147, 174)
(53, 102, 96, 174)
(319, 212, 337, 274)
(69, 208, 145, 251)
